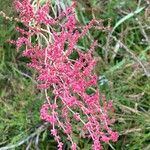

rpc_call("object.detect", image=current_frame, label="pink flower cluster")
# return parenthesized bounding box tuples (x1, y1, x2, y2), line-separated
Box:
(13, 0, 118, 149)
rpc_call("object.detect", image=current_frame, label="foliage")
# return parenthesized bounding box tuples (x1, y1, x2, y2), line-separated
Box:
(0, 0, 150, 150)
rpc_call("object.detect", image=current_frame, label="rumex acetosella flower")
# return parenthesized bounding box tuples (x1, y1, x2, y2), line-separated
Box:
(13, 0, 119, 149)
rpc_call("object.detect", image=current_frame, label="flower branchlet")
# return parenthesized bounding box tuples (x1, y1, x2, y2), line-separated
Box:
(13, 0, 119, 149)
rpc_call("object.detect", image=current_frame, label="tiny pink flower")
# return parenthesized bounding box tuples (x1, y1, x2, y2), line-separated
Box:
(71, 143, 77, 150)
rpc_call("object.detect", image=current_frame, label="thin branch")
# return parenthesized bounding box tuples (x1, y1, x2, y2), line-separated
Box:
(0, 123, 49, 150)
(112, 36, 150, 77)
(13, 67, 38, 84)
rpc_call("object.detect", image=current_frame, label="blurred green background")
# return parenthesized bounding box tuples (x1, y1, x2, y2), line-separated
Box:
(0, 0, 150, 149)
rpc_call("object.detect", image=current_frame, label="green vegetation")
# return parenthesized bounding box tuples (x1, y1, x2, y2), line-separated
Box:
(0, 0, 150, 149)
